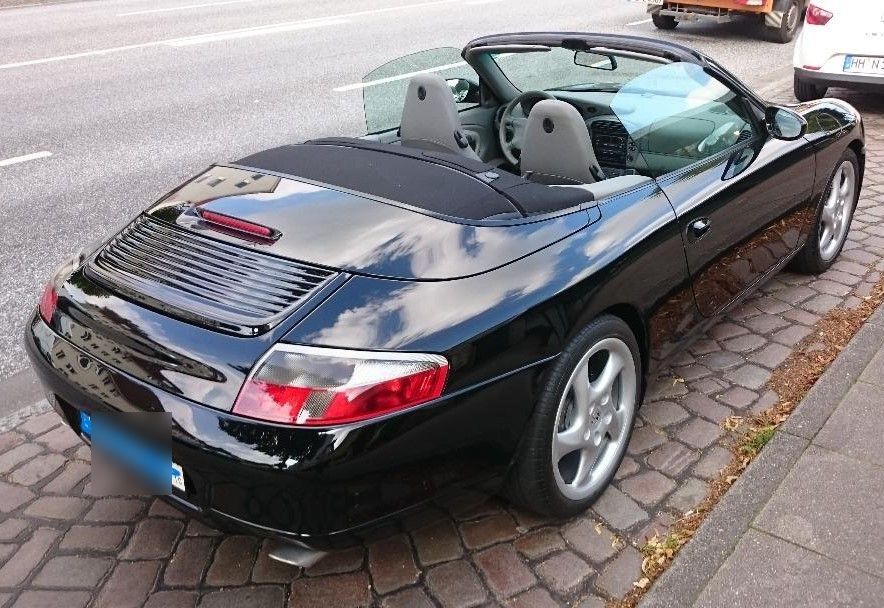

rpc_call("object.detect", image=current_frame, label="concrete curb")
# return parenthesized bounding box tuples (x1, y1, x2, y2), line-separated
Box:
(640, 302, 884, 608)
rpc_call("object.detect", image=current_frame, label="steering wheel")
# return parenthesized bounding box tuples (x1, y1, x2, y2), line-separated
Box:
(697, 120, 738, 154)
(498, 90, 556, 166)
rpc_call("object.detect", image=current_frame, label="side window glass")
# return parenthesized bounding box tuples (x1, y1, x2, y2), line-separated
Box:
(611, 62, 755, 175)
(361, 48, 480, 134)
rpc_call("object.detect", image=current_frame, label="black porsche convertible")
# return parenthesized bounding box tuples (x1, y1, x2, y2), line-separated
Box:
(26, 33, 863, 564)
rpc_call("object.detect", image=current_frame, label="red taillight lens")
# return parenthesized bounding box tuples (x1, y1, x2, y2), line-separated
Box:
(38, 282, 57, 324)
(806, 4, 833, 25)
(198, 210, 276, 239)
(233, 345, 449, 426)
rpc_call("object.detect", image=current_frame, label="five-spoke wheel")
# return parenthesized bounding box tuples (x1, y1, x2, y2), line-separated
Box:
(819, 160, 856, 262)
(506, 316, 641, 517)
(791, 149, 859, 275)
(552, 337, 636, 501)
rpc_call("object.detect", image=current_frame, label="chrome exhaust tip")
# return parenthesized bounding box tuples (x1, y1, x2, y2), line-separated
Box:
(267, 541, 328, 568)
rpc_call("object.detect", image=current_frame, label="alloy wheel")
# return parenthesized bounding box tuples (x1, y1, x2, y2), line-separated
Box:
(819, 160, 856, 262)
(551, 337, 637, 501)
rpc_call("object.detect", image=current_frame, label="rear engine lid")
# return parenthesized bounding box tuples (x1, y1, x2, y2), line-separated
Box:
(138, 159, 589, 283)
(83, 148, 589, 337)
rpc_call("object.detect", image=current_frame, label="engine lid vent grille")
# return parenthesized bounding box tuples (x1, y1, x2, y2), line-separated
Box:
(86, 215, 338, 335)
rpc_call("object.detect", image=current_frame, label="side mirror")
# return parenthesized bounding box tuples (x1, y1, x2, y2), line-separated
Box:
(766, 106, 807, 141)
(446, 78, 480, 104)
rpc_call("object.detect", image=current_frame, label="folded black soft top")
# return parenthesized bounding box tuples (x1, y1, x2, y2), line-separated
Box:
(233, 138, 591, 221)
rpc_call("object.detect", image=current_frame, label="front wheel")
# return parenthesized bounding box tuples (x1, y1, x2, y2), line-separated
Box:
(794, 73, 827, 102)
(505, 316, 641, 517)
(767, 0, 801, 43)
(790, 150, 860, 274)
(652, 13, 678, 30)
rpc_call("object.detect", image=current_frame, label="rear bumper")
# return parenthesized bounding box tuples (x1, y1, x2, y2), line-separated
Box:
(795, 67, 884, 90)
(25, 312, 541, 549)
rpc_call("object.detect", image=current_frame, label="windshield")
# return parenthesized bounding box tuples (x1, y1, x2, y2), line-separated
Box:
(491, 47, 664, 92)
(610, 61, 755, 175)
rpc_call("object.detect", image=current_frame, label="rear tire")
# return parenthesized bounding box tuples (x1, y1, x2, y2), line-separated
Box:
(793, 73, 827, 102)
(505, 316, 642, 518)
(767, 0, 801, 43)
(652, 13, 678, 30)
(790, 149, 859, 274)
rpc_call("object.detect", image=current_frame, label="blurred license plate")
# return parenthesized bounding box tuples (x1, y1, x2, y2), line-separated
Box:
(843, 55, 884, 75)
(79, 411, 182, 492)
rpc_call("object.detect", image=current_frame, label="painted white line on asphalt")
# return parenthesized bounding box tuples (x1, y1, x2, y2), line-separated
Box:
(334, 61, 468, 92)
(118, 0, 256, 17)
(0, 41, 168, 70)
(627, 18, 652, 26)
(0, 0, 465, 70)
(0, 2, 40, 9)
(166, 18, 347, 46)
(0, 151, 52, 167)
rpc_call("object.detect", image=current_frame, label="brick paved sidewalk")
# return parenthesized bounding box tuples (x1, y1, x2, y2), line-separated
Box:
(642, 292, 884, 608)
(0, 86, 882, 608)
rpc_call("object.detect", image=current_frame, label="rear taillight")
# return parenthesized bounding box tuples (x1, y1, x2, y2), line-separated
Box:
(233, 345, 449, 426)
(806, 4, 833, 25)
(38, 282, 57, 324)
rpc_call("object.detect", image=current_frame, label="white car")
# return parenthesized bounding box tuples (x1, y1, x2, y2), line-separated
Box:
(793, 0, 884, 101)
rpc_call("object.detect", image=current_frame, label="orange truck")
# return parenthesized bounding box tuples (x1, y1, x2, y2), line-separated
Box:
(646, 0, 808, 43)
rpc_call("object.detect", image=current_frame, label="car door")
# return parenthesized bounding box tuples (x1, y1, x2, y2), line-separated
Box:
(358, 47, 497, 159)
(611, 62, 816, 317)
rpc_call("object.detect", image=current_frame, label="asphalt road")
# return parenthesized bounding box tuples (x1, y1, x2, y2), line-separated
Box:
(0, 0, 800, 390)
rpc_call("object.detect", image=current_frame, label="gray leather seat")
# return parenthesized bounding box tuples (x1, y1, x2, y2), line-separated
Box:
(399, 73, 481, 161)
(521, 99, 603, 185)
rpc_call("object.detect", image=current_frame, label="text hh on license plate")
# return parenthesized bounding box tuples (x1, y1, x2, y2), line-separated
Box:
(843, 55, 884, 75)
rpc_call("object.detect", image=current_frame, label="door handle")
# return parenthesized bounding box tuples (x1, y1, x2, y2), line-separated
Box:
(689, 217, 711, 241)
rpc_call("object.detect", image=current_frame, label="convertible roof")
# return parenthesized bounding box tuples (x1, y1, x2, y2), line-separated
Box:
(463, 32, 707, 65)
(234, 139, 591, 220)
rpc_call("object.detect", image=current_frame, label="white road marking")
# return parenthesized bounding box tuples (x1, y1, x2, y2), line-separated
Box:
(0, 0, 466, 71)
(0, 151, 52, 167)
(627, 18, 652, 26)
(334, 61, 468, 92)
(118, 0, 256, 17)
(166, 17, 347, 46)
(462, 0, 503, 4)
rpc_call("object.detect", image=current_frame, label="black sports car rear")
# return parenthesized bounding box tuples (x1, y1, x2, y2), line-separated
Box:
(26, 33, 864, 558)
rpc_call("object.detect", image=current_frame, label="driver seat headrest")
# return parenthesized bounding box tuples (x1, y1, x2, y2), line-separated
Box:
(521, 99, 603, 185)
(399, 73, 481, 161)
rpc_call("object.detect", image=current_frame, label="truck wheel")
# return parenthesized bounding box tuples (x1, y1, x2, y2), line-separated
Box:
(793, 73, 827, 102)
(652, 13, 678, 30)
(767, 0, 801, 43)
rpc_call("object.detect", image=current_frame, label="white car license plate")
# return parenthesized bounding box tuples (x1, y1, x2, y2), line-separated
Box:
(843, 55, 884, 75)
(645, 0, 664, 5)
(172, 462, 185, 492)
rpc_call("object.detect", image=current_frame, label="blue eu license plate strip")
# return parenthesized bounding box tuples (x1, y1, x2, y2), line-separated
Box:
(79, 410, 92, 436)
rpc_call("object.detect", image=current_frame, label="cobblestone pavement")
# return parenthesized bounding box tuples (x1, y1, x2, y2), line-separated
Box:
(1, 85, 883, 608)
